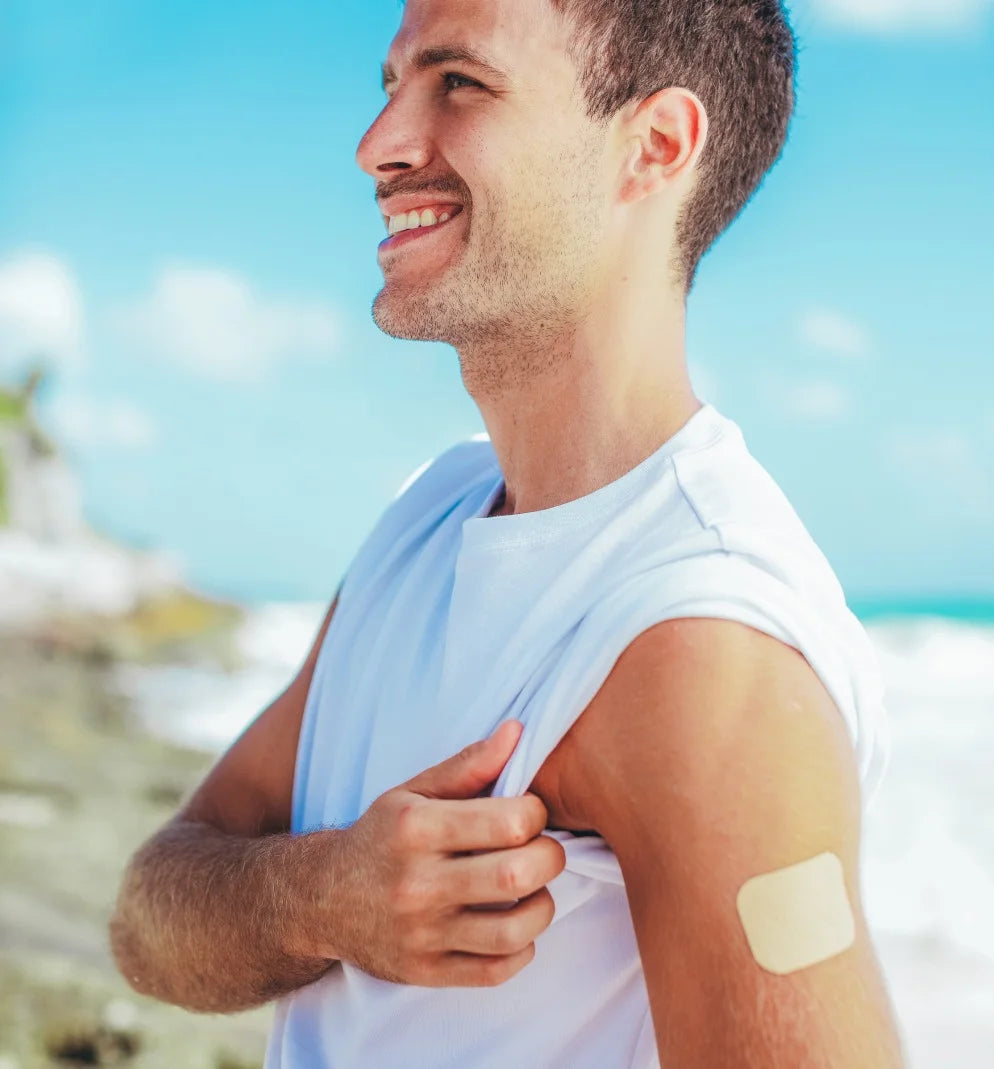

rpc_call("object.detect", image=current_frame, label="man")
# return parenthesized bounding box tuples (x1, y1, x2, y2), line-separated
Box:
(110, 0, 907, 1065)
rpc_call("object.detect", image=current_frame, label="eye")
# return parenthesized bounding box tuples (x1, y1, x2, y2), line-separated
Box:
(383, 71, 481, 101)
(441, 71, 481, 92)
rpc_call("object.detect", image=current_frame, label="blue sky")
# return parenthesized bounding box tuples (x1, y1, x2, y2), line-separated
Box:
(1, 0, 992, 606)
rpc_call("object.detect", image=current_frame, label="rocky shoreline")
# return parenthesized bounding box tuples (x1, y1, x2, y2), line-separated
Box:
(1, 369, 279, 1065)
(0, 634, 272, 1068)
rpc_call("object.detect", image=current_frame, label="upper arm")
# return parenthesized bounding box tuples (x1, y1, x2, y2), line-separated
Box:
(177, 587, 342, 837)
(562, 617, 905, 1067)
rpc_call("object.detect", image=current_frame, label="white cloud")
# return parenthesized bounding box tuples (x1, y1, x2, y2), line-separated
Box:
(45, 395, 158, 450)
(809, 0, 993, 33)
(797, 308, 870, 359)
(783, 379, 850, 422)
(110, 264, 341, 381)
(0, 250, 86, 377)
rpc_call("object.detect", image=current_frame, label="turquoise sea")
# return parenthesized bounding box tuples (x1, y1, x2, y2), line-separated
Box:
(852, 597, 994, 626)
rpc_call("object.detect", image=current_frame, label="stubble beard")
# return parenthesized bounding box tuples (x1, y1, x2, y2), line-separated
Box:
(371, 209, 592, 397)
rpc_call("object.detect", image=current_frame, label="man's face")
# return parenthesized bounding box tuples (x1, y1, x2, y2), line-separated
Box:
(356, 0, 611, 354)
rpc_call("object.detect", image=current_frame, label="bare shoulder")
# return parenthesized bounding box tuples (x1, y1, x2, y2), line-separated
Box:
(534, 617, 859, 845)
(177, 590, 342, 837)
(547, 618, 903, 1065)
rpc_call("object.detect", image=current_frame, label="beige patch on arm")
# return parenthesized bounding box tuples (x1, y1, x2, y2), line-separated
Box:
(735, 852, 856, 976)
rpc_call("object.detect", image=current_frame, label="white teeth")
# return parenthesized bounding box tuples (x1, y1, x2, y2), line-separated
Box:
(386, 207, 457, 235)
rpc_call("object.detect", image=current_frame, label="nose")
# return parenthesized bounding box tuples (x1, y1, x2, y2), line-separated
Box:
(355, 93, 432, 179)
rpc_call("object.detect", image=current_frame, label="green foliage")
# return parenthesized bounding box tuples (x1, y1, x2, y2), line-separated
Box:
(0, 385, 27, 525)
(0, 368, 59, 526)
(0, 384, 29, 424)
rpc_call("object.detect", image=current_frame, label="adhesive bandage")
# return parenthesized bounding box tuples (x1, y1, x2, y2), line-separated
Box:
(735, 851, 856, 975)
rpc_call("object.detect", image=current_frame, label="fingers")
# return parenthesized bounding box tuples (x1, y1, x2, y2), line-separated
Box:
(441, 834, 568, 906)
(406, 721, 524, 801)
(423, 944, 538, 989)
(394, 793, 549, 855)
(444, 886, 557, 957)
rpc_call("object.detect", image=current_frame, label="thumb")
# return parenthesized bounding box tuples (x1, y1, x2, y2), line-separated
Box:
(406, 720, 524, 801)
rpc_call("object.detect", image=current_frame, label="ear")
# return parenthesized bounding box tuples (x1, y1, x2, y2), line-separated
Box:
(617, 87, 709, 206)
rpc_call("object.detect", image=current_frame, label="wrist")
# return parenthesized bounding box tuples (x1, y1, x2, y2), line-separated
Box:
(279, 828, 347, 964)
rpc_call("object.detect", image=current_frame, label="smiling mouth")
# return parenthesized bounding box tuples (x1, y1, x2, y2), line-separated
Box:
(378, 206, 465, 252)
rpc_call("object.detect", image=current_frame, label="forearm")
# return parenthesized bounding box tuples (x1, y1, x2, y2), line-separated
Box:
(109, 819, 345, 1013)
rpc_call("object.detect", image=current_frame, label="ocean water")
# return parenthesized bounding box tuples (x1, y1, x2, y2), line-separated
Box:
(859, 617, 994, 1066)
(115, 607, 994, 1067)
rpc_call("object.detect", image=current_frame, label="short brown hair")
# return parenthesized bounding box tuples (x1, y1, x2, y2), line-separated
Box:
(551, 0, 796, 289)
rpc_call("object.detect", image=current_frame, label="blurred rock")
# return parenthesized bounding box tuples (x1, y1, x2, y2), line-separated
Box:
(0, 369, 268, 1065)
(0, 635, 272, 1067)
(0, 368, 244, 664)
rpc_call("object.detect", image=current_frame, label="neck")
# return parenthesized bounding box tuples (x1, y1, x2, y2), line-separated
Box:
(463, 295, 700, 519)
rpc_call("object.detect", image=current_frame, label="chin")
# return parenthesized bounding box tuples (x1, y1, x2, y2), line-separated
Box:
(371, 280, 480, 342)
(371, 289, 450, 343)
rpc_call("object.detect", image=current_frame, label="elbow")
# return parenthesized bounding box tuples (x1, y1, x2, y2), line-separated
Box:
(108, 910, 269, 1016)
(108, 909, 157, 1001)
(108, 905, 178, 1006)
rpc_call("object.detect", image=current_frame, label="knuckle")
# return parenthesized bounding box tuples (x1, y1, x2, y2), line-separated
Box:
(504, 813, 531, 845)
(459, 741, 483, 763)
(394, 801, 429, 849)
(528, 792, 548, 823)
(546, 837, 568, 876)
(491, 920, 522, 955)
(496, 857, 524, 895)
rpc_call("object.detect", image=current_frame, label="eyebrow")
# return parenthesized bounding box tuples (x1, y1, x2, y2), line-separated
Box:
(380, 45, 509, 91)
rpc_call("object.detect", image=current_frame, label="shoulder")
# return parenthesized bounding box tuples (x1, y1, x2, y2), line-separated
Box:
(556, 616, 862, 854)
(391, 434, 497, 508)
(397, 434, 495, 497)
(610, 411, 886, 784)
(336, 435, 498, 611)
(643, 408, 847, 608)
(672, 410, 823, 555)
(569, 617, 903, 1065)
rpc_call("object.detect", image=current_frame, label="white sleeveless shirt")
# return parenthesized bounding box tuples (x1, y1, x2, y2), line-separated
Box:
(264, 403, 888, 1068)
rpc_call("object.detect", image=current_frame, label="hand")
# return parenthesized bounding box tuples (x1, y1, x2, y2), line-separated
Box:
(327, 720, 566, 987)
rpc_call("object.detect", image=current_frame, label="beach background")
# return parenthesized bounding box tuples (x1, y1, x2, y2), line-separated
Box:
(2, 0, 993, 1066)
